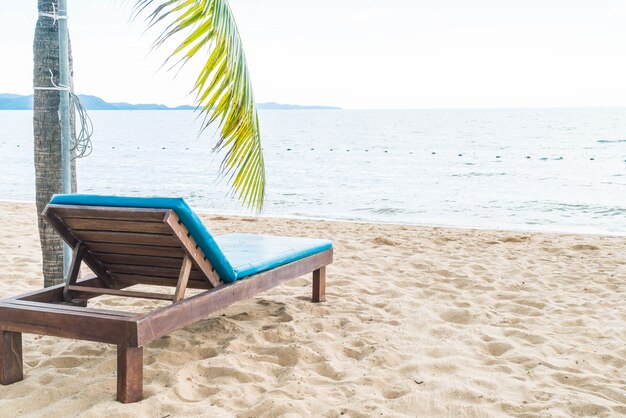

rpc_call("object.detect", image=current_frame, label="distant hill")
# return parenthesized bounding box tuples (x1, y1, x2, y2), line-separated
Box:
(77, 95, 195, 110)
(0, 94, 194, 111)
(0, 94, 33, 110)
(0, 94, 340, 111)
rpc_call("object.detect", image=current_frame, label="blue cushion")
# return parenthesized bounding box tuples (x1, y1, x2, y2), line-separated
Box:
(49, 194, 238, 283)
(215, 233, 332, 279)
(48, 195, 333, 283)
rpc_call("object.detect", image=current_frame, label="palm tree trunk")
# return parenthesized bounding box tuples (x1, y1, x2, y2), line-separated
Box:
(33, 0, 77, 287)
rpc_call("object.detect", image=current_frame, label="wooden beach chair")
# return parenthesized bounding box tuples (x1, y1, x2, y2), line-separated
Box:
(0, 195, 332, 403)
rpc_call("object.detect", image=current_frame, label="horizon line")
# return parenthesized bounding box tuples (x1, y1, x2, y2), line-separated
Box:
(4, 92, 626, 111)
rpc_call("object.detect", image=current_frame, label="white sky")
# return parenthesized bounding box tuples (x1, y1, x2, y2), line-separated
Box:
(1, 0, 626, 109)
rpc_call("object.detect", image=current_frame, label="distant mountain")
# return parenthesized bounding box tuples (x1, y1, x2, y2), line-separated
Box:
(0, 94, 339, 111)
(77, 95, 195, 110)
(0, 94, 33, 110)
(0, 94, 194, 111)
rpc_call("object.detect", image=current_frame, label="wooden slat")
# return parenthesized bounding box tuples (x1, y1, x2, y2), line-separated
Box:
(173, 256, 192, 302)
(93, 253, 184, 268)
(189, 270, 207, 281)
(85, 243, 185, 258)
(49, 205, 169, 222)
(106, 264, 179, 278)
(106, 264, 205, 280)
(64, 218, 171, 234)
(64, 241, 86, 302)
(5, 299, 136, 318)
(135, 249, 333, 345)
(68, 286, 174, 302)
(113, 274, 210, 290)
(164, 212, 220, 287)
(0, 303, 134, 345)
(9, 276, 106, 303)
(73, 230, 179, 247)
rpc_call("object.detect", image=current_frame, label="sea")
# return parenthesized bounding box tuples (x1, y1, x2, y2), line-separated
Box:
(1, 108, 625, 235)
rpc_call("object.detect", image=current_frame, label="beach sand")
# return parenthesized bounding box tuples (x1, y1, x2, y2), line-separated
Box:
(0, 201, 624, 417)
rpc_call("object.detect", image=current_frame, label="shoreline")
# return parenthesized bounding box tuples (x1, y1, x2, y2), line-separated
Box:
(3, 198, 624, 238)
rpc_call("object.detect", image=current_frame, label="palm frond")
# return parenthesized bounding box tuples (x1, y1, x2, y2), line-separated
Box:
(135, 0, 265, 209)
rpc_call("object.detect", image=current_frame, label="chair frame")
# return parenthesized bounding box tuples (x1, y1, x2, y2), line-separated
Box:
(0, 204, 332, 403)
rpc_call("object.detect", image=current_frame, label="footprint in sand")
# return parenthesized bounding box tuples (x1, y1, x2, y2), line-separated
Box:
(568, 404, 612, 417)
(248, 345, 301, 367)
(187, 347, 218, 360)
(343, 344, 375, 361)
(433, 269, 454, 278)
(501, 236, 530, 243)
(42, 355, 90, 369)
(382, 386, 411, 400)
(314, 361, 345, 380)
(571, 244, 600, 251)
(196, 365, 262, 383)
(503, 329, 547, 345)
(231, 301, 293, 323)
(174, 367, 220, 402)
(174, 378, 220, 402)
(486, 341, 514, 356)
(372, 236, 401, 246)
(513, 299, 546, 310)
(439, 309, 473, 325)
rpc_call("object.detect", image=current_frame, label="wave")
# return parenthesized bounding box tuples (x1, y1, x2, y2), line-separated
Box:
(352, 207, 416, 215)
(597, 139, 626, 143)
(530, 201, 626, 216)
(451, 172, 507, 177)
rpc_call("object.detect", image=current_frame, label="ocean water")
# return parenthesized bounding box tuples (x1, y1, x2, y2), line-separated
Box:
(1, 108, 625, 235)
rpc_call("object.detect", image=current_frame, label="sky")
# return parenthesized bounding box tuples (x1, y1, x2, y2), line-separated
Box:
(1, 0, 626, 109)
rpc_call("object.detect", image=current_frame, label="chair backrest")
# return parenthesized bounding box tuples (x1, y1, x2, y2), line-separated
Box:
(44, 195, 238, 286)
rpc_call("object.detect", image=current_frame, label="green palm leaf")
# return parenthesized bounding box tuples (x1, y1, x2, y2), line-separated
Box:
(134, 0, 265, 209)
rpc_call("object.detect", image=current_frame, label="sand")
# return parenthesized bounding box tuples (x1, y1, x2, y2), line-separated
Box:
(0, 201, 624, 417)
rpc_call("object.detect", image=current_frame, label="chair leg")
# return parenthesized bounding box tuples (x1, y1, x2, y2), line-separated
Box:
(312, 267, 326, 303)
(0, 331, 23, 385)
(117, 345, 143, 403)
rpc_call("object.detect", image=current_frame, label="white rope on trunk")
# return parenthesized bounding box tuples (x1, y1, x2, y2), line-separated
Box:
(34, 70, 93, 159)
(38, 4, 67, 23)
